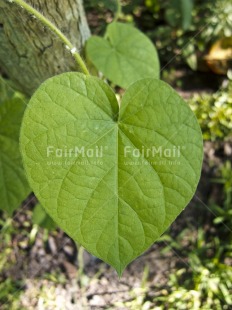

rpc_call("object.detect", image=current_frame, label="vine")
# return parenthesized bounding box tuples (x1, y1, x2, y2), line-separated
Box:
(11, 0, 90, 75)
(114, 0, 122, 22)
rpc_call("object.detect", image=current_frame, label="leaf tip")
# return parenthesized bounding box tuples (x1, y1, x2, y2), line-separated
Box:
(115, 264, 126, 278)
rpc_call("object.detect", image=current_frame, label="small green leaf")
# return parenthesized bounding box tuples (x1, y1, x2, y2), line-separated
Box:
(86, 22, 160, 89)
(165, 0, 193, 31)
(182, 43, 197, 70)
(20, 73, 203, 275)
(181, 0, 193, 31)
(32, 204, 57, 230)
(0, 98, 30, 214)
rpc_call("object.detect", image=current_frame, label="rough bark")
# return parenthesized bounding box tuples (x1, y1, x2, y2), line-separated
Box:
(0, 0, 90, 96)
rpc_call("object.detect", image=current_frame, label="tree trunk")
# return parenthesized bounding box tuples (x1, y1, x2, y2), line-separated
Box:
(0, 0, 90, 96)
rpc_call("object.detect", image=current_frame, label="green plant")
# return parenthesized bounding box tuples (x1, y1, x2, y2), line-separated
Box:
(32, 204, 57, 231)
(145, 0, 193, 32)
(115, 265, 150, 309)
(86, 22, 160, 88)
(155, 229, 232, 309)
(164, 0, 194, 32)
(211, 161, 232, 227)
(0, 213, 25, 309)
(0, 77, 16, 104)
(84, 0, 143, 35)
(0, 0, 203, 275)
(147, 0, 232, 70)
(0, 279, 24, 310)
(0, 95, 30, 213)
(189, 80, 232, 141)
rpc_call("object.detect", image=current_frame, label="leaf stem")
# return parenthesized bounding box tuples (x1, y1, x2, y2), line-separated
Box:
(114, 0, 122, 22)
(12, 0, 90, 75)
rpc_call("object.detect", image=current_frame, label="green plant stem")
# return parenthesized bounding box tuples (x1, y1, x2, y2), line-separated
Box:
(77, 245, 84, 286)
(12, 0, 90, 75)
(114, 0, 122, 22)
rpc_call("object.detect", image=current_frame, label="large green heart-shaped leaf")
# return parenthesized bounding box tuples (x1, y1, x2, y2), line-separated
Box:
(86, 22, 160, 89)
(20, 73, 203, 275)
(0, 98, 30, 214)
